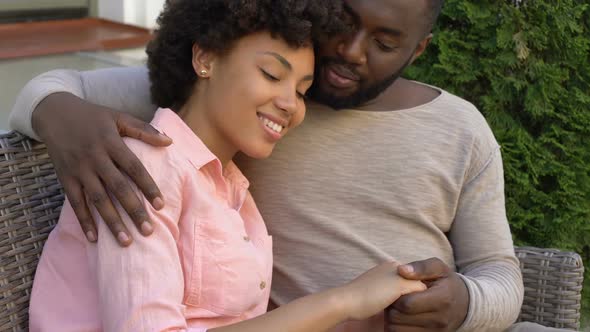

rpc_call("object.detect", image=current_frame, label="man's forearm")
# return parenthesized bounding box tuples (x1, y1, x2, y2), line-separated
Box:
(9, 69, 85, 140)
(457, 260, 524, 332)
(31, 92, 82, 141)
(9, 66, 157, 141)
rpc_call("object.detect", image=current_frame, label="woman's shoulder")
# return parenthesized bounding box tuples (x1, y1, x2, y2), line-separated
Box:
(122, 137, 189, 196)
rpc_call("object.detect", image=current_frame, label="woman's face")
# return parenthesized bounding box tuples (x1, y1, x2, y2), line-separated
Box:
(198, 32, 314, 160)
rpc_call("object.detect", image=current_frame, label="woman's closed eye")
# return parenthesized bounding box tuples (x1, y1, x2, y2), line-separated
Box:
(260, 68, 280, 82)
(260, 67, 308, 100)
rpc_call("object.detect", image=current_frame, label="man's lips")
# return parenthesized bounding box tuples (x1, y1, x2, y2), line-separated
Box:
(324, 64, 361, 89)
(329, 63, 360, 81)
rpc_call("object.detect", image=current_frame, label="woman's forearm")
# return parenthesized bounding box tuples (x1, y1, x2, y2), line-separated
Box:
(210, 287, 350, 332)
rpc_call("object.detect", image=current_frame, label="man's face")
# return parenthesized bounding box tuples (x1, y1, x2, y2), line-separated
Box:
(309, 0, 432, 109)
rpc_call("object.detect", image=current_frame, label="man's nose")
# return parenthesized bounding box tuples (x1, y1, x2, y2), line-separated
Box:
(337, 31, 368, 66)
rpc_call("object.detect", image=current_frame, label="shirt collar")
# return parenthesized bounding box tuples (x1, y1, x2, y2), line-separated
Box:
(151, 108, 250, 190)
(151, 108, 217, 170)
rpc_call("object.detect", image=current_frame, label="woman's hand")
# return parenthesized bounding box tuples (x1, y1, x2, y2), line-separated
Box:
(385, 258, 470, 332)
(339, 261, 427, 321)
(33, 92, 173, 246)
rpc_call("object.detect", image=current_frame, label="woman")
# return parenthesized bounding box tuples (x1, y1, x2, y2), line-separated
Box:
(29, 1, 425, 331)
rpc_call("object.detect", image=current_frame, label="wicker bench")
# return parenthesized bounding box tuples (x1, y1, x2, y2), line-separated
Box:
(0, 131, 585, 331)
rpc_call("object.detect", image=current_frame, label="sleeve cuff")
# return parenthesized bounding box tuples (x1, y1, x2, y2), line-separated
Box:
(456, 274, 478, 332)
(9, 69, 85, 141)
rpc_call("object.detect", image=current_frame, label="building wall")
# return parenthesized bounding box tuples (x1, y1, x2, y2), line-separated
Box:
(98, 0, 165, 28)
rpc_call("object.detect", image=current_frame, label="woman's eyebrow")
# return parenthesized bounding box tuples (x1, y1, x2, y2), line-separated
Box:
(260, 52, 292, 70)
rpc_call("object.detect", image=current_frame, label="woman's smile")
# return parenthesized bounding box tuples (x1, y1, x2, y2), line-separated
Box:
(257, 112, 287, 142)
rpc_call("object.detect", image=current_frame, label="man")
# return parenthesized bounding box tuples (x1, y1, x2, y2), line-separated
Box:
(11, 0, 535, 331)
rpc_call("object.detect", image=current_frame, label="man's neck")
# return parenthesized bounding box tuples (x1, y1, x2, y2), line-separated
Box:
(356, 78, 441, 112)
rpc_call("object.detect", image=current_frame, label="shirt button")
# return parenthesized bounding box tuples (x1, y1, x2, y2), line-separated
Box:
(259, 281, 266, 290)
(243, 236, 250, 242)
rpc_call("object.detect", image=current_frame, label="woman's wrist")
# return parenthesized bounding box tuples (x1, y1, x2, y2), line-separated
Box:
(324, 286, 355, 323)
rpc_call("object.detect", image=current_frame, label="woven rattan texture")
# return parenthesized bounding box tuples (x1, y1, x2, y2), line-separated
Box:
(515, 246, 584, 330)
(0, 131, 584, 331)
(1, 132, 63, 331)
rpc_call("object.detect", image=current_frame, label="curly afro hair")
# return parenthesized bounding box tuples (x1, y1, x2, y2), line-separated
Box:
(147, 0, 346, 111)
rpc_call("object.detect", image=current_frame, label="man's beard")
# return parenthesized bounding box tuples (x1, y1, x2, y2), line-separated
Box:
(308, 56, 412, 110)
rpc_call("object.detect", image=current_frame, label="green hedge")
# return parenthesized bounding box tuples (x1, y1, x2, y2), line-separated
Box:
(406, 0, 590, 316)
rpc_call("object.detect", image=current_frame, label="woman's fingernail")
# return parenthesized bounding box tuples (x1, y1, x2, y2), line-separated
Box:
(153, 197, 164, 210)
(141, 222, 153, 235)
(86, 231, 97, 242)
(403, 265, 414, 274)
(118, 232, 131, 244)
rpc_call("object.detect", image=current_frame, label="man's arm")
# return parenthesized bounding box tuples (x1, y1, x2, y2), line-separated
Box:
(9, 66, 156, 139)
(447, 148, 524, 331)
(8, 66, 172, 246)
(389, 147, 523, 332)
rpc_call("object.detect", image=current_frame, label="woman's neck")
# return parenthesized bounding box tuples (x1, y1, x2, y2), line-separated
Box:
(178, 94, 237, 168)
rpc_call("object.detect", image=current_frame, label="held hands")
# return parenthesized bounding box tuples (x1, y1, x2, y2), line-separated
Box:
(33, 93, 172, 246)
(385, 258, 470, 332)
(338, 261, 426, 322)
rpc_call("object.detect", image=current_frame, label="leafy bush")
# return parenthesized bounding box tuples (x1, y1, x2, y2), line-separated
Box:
(406, 0, 590, 316)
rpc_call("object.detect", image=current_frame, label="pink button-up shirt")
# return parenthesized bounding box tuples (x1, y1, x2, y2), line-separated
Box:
(30, 108, 273, 332)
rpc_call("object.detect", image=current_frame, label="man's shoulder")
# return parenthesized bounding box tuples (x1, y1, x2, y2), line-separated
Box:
(406, 82, 493, 134)
(398, 82, 503, 180)
(367, 79, 481, 120)
(411, 82, 477, 116)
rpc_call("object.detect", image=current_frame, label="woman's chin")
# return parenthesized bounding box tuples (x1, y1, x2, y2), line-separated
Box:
(241, 144, 275, 160)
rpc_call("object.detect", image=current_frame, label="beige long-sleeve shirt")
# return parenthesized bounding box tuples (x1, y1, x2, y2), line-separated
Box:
(10, 67, 524, 331)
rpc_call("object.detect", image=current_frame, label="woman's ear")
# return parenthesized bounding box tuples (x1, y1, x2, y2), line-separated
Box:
(192, 44, 215, 78)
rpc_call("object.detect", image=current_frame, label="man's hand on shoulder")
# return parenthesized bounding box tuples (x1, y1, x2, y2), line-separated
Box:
(385, 257, 469, 332)
(33, 92, 173, 246)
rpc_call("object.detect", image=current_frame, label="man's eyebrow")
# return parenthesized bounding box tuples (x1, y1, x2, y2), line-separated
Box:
(376, 27, 404, 38)
(261, 52, 292, 70)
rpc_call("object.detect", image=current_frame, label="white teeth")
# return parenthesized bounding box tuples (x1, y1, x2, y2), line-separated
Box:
(258, 115, 284, 134)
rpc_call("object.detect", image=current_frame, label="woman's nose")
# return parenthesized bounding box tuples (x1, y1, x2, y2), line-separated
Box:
(275, 89, 298, 115)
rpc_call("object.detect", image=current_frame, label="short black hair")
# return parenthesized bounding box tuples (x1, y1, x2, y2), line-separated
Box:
(424, 0, 444, 33)
(147, 0, 345, 110)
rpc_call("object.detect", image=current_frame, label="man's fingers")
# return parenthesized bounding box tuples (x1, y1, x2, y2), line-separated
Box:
(109, 141, 165, 212)
(82, 175, 132, 247)
(96, 158, 154, 236)
(391, 285, 448, 315)
(386, 308, 449, 329)
(62, 178, 97, 242)
(384, 323, 428, 332)
(115, 113, 172, 147)
(398, 257, 450, 280)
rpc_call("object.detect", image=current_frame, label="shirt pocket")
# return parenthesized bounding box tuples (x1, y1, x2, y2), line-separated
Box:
(184, 210, 269, 317)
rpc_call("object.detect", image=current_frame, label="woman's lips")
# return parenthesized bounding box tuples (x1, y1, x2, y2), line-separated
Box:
(324, 64, 360, 89)
(257, 112, 284, 142)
